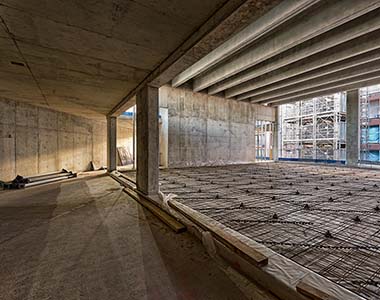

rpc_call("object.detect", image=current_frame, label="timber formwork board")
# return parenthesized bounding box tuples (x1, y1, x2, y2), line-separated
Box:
(124, 163, 380, 300)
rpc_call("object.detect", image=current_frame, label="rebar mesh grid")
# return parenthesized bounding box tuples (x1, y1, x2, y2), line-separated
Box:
(124, 163, 380, 299)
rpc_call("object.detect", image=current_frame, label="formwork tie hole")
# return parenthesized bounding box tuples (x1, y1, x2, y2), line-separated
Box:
(354, 216, 361, 222)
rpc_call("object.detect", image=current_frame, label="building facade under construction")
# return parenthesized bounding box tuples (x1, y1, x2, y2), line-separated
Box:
(279, 94, 347, 163)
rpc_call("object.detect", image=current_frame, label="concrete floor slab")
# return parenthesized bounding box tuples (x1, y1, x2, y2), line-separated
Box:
(0, 175, 275, 300)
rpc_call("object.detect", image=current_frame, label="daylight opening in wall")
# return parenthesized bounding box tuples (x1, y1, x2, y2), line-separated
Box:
(117, 106, 136, 170)
(117, 105, 168, 169)
(255, 120, 274, 161)
(279, 93, 347, 163)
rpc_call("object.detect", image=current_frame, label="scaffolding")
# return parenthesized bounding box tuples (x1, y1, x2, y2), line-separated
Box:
(255, 120, 274, 161)
(360, 84, 380, 163)
(280, 94, 346, 162)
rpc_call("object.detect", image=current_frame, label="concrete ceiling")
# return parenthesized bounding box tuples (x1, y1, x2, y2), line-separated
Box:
(0, 0, 281, 119)
(173, 0, 380, 106)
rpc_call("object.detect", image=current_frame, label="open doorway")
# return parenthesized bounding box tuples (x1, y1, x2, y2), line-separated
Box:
(117, 106, 168, 170)
(255, 120, 274, 161)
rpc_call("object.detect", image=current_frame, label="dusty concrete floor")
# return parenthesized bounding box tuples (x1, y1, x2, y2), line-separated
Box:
(0, 175, 276, 300)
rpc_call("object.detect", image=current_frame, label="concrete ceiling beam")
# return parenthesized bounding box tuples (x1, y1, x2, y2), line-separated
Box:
(171, 0, 320, 88)
(235, 46, 380, 101)
(249, 60, 380, 104)
(258, 71, 380, 106)
(268, 77, 380, 107)
(227, 33, 380, 99)
(195, 1, 380, 94)
(208, 10, 380, 96)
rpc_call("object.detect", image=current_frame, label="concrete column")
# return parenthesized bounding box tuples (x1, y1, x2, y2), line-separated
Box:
(107, 116, 117, 172)
(272, 107, 280, 161)
(136, 85, 159, 195)
(346, 89, 359, 166)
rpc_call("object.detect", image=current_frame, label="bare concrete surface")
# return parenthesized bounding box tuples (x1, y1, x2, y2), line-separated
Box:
(0, 175, 275, 300)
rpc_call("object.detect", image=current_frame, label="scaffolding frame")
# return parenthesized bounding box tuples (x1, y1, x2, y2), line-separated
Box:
(280, 94, 346, 161)
(255, 120, 274, 161)
(360, 84, 380, 163)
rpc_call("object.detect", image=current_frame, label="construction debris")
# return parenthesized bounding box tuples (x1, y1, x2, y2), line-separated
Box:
(1, 169, 76, 189)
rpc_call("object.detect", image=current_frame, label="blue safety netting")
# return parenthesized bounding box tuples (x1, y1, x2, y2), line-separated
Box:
(368, 126, 380, 143)
(367, 151, 380, 161)
(361, 126, 380, 143)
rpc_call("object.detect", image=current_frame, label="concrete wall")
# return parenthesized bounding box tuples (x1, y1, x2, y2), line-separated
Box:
(159, 85, 275, 168)
(0, 97, 108, 181)
(117, 117, 133, 152)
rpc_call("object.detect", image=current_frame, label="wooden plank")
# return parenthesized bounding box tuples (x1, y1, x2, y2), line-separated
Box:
(117, 146, 133, 166)
(297, 281, 339, 300)
(169, 200, 268, 267)
(108, 171, 185, 233)
(124, 188, 186, 234)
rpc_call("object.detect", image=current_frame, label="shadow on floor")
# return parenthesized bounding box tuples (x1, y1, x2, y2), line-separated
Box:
(0, 176, 255, 300)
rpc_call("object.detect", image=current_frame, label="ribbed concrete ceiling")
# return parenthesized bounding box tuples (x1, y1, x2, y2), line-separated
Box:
(0, 0, 281, 119)
(172, 0, 380, 106)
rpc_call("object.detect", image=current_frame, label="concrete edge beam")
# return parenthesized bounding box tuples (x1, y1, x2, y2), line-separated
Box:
(108, 0, 282, 117)
(193, 0, 380, 92)
(207, 12, 380, 96)
(171, 0, 320, 87)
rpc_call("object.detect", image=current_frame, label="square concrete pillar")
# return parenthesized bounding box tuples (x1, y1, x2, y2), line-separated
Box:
(136, 85, 159, 195)
(346, 89, 359, 166)
(107, 116, 117, 172)
(272, 107, 280, 161)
